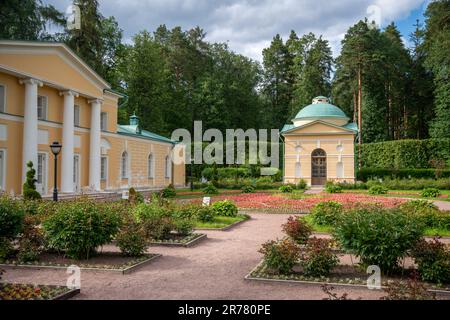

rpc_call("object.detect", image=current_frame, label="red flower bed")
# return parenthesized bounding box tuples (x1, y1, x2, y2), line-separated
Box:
(189, 193, 407, 212)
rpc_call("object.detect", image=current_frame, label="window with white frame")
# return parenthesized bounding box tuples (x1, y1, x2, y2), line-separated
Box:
(148, 154, 154, 178)
(0, 85, 5, 113)
(37, 95, 47, 120)
(74, 105, 80, 126)
(101, 156, 108, 181)
(0, 150, 5, 190)
(121, 151, 128, 179)
(165, 155, 171, 179)
(100, 112, 108, 131)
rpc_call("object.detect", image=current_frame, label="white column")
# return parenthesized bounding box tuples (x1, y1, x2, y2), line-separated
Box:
(19, 78, 42, 184)
(60, 90, 79, 193)
(89, 99, 102, 191)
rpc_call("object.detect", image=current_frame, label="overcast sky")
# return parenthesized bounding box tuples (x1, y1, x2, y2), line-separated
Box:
(45, 0, 430, 62)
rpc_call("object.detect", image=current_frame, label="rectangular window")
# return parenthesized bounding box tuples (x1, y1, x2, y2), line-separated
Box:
(37, 153, 44, 184)
(0, 150, 5, 190)
(100, 112, 108, 131)
(74, 105, 80, 126)
(37, 96, 47, 120)
(0, 85, 5, 113)
(101, 156, 108, 181)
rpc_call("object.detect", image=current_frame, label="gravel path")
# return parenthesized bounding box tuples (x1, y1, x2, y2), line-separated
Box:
(2, 213, 391, 300)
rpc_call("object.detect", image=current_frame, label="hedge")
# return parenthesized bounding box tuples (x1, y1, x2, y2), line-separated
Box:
(358, 139, 450, 169)
(357, 168, 450, 181)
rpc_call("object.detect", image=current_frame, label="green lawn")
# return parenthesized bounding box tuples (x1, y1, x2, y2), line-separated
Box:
(193, 214, 249, 229)
(303, 214, 450, 237)
(342, 189, 450, 202)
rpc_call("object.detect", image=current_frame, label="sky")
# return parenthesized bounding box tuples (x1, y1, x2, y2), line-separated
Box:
(45, 0, 431, 62)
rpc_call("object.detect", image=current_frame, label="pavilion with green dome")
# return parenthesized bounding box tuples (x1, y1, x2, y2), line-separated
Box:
(280, 96, 358, 186)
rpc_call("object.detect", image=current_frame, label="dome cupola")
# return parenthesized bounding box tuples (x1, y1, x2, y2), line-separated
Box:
(292, 96, 349, 127)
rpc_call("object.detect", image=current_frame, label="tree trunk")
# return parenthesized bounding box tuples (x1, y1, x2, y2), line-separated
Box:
(357, 67, 362, 145)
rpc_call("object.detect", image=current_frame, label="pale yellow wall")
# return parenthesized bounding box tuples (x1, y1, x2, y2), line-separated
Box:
(0, 65, 185, 195)
(283, 124, 356, 185)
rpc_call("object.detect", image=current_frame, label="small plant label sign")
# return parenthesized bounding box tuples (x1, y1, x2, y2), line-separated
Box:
(122, 191, 129, 200)
(202, 197, 211, 206)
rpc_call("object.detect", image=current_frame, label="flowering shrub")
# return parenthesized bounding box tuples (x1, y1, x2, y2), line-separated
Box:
(382, 270, 436, 300)
(196, 206, 215, 222)
(399, 200, 441, 229)
(368, 185, 388, 195)
(279, 185, 294, 193)
(259, 238, 300, 274)
(203, 183, 219, 195)
(17, 216, 45, 263)
(161, 184, 177, 198)
(300, 237, 339, 277)
(411, 238, 450, 284)
(0, 195, 25, 239)
(281, 216, 312, 244)
(212, 200, 238, 217)
(241, 185, 255, 193)
(43, 199, 121, 259)
(116, 216, 147, 257)
(310, 201, 343, 226)
(325, 182, 343, 194)
(333, 207, 424, 273)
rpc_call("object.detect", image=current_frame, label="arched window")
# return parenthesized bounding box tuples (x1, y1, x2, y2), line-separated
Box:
(121, 151, 128, 179)
(336, 162, 344, 179)
(165, 155, 171, 179)
(148, 154, 154, 178)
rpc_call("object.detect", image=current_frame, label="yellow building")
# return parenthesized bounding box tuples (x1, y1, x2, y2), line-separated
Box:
(0, 40, 185, 196)
(281, 96, 358, 186)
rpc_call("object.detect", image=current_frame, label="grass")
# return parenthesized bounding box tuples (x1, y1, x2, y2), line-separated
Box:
(342, 189, 450, 202)
(303, 214, 450, 237)
(194, 214, 249, 229)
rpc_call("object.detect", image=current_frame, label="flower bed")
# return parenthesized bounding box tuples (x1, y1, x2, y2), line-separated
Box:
(188, 193, 407, 212)
(0, 253, 160, 274)
(0, 283, 79, 300)
(246, 261, 450, 294)
(150, 233, 206, 247)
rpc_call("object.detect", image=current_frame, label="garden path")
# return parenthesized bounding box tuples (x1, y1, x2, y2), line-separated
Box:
(3, 213, 390, 300)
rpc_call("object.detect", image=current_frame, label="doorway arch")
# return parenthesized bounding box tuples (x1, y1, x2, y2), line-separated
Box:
(311, 148, 327, 185)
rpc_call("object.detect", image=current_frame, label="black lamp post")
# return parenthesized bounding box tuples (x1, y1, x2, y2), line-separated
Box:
(190, 157, 194, 191)
(50, 141, 62, 201)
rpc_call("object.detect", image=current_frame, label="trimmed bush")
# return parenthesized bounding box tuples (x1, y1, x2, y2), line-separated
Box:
(368, 185, 388, 195)
(23, 161, 41, 200)
(174, 219, 194, 236)
(259, 239, 300, 274)
(241, 185, 255, 193)
(411, 238, 450, 284)
(203, 183, 219, 195)
(282, 216, 312, 244)
(375, 178, 450, 190)
(212, 200, 238, 217)
(297, 179, 307, 190)
(300, 237, 339, 277)
(311, 201, 343, 226)
(357, 168, 450, 181)
(325, 182, 342, 194)
(421, 188, 441, 198)
(161, 184, 176, 198)
(279, 185, 294, 193)
(333, 207, 424, 273)
(43, 199, 121, 259)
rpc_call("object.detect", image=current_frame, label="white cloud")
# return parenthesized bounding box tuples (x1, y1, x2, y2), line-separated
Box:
(45, 0, 426, 61)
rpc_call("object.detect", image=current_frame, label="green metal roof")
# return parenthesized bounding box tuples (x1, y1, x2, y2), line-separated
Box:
(294, 97, 349, 120)
(117, 125, 175, 144)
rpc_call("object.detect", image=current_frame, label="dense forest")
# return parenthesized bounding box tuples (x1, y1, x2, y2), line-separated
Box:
(1, 0, 449, 144)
